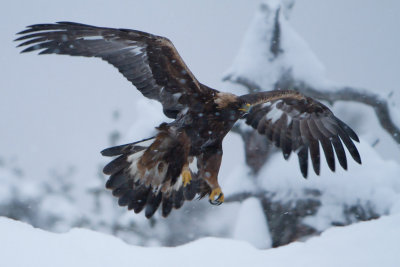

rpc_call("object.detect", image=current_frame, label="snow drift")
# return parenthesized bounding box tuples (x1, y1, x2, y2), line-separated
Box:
(1, 214, 400, 267)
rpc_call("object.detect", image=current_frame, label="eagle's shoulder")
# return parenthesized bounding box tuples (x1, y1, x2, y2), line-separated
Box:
(214, 92, 239, 109)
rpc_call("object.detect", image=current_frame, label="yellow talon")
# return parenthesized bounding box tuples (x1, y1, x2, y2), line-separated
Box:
(209, 187, 224, 205)
(182, 169, 192, 187)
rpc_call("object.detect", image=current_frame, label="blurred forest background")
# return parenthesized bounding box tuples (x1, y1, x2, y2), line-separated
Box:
(1, 0, 400, 248)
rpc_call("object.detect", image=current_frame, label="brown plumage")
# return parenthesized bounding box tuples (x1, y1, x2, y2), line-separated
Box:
(16, 22, 361, 218)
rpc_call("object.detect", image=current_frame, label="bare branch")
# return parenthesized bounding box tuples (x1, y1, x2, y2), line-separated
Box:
(301, 85, 400, 143)
(223, 75, 261, 94)
(224, 191, 270, 203)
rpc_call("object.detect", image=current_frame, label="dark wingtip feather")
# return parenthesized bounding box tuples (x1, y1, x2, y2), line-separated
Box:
(17, 28, 34, 35)
(336, 126, 362, 165)
(298, 146, 309, 178)
(14, 35, 27, 42)
(38, 48, 55, 55)
(352, 149, 362, 164)
(101, 145, 126, 157)
(17, 24, 56, 35)
(346, 139, 361, 164)
(320, 139, 335, 172)
(16, 39, 34, 47)
(332, 136, 348, 170)
(20, 45, 41, 53)
(55, 21, 91, 27)
(336, 118, 360, 142)
(281, 132, 292, 160)
(309, 140, 321, 176)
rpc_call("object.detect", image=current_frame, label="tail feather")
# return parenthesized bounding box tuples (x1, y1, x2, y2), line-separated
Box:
(101, 137, 155, 157)
(105, 171, 126, 190)
(103, 155, 130, 175)
(173, 187, 185, 209)
(161, 195, 174, 217)
(118, 190, 135, 206)
(128, 185, 150, 214)
(112, 186, 130, 198)
(102, 134, 209, 218)
(145, 192, 163, 218)
(183, 179, 198, 201)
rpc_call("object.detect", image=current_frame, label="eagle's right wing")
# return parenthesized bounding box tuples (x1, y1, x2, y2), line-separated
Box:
(240, 90, 361, 177)
(16, 22, 215, 118)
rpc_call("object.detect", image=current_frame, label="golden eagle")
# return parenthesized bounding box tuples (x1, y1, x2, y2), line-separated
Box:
(16, 22, 361, 218)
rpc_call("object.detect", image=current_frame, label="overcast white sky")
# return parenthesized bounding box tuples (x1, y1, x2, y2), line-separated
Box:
(1, 0, 399, 181)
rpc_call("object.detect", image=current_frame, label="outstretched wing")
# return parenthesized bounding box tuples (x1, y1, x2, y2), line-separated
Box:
(240, 90, 361, 177)
(16, 22, 213, 118)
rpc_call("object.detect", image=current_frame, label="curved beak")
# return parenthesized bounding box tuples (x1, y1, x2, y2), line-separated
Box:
(239, 103, 251, 112)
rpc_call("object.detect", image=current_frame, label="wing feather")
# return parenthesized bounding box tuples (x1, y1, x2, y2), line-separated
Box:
(240, 90, 360, 177)
(16, 22, 215, 118)
(331, 135, 348, 170)
(297, 146, 309, 178)
(309, 118, 336, 172)
(280, 116, 292, 160)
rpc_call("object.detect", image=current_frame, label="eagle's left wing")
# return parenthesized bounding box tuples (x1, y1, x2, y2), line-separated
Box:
(16, 22, 214, 118)
(239, 90, 361, 177)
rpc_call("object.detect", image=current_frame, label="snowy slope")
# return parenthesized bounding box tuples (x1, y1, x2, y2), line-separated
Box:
(1, 214, 400, 267)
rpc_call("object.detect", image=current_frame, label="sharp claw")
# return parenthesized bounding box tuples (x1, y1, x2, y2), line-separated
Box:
(209, 188, 224, 205)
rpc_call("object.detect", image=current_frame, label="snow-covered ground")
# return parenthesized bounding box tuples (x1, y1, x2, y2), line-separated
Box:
(1, 214, 399, 267)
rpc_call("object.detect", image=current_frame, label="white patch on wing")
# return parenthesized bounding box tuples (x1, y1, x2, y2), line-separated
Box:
(128, 45, 144, 55)
(154, 162, 168, 185)
(173, 177, 183, 191)
(172, 93, 182, 100)
(152, 185, 161, 194)
(127, 150, 145, 177)
(180, 107, 189, 115)
(266, 101, 284, 124)
(288, 108, 301, 118)
(189, 157, 199, 174)
(286, 116, 292, 126)
(261, 102, 272, 108)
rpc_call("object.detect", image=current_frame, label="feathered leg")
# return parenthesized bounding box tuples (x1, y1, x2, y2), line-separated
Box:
(198, 145, 224, 205)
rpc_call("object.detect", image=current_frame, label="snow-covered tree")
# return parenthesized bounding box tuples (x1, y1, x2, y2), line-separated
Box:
(223, 0, 400, 247)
